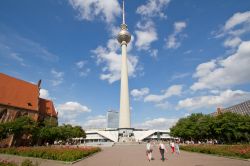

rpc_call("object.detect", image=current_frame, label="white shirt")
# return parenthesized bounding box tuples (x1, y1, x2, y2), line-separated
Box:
(146, 143, 151, 150)
(159, 143, 165, 150)
(170, 142, 175, 147)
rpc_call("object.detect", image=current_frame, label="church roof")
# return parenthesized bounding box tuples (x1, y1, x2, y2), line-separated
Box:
(0, 73, 39, 111)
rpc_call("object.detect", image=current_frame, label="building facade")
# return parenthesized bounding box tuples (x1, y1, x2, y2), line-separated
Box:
(83, 129, 172, 144)
(213, 100, 250, 116)
(221, 100, 250, 116)
(107, 111, 119, 129)
(0, 73, 58, 146)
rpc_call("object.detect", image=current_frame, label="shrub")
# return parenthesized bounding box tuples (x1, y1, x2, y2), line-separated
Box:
(0, 159, 17, 166)
(0, 146, 101, 162)
(180, 144, 250, 159)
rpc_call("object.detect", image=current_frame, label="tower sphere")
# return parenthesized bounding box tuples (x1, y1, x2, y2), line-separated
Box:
(117, 24, 131, 44)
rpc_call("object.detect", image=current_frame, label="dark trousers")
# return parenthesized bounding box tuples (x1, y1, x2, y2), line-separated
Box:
(160, 149, 165, 161)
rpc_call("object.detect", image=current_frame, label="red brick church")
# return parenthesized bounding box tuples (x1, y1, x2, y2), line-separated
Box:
(0, 73, 58, 146)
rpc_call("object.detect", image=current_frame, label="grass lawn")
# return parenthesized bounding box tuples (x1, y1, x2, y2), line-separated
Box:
(180, 144, 250, 159)
(0, 146, 101, 162)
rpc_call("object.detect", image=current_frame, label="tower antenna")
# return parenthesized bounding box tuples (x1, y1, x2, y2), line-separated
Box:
(122, 0, 125, 24)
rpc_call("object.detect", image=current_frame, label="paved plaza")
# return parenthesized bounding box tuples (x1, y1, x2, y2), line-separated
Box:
(0, 144, 249, 166)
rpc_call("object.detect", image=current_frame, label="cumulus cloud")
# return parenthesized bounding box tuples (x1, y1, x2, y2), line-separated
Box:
(92, 36, 139, 84)
(131, 88, 150, 100)
(144, 85, 183, 103)
(135, 0, 171, 57)
(191, 41, 250, 91)
(51, 69, 64, 86)
(69, 0, 121, 23)
(39, 89, 50, 99)
(57, 101, 91, 124)
(135, 21, 158, 50)
(134, 117, 178, 129)
(177, 89, 250, 111)
(82, 115, 107, 129)
(215, 11, 250, 48)
(136, 0, 171, 19)
(166, 21, 187, 49)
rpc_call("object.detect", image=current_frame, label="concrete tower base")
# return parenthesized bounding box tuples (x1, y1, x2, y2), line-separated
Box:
(118, 128, 135, 142)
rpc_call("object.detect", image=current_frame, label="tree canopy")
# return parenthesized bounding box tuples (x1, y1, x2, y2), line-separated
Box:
(0, 116, 86, 146)
(170, 112, 250, 144)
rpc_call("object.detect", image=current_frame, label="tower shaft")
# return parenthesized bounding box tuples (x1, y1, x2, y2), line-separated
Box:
(117, 0, 131, 129)
(119, 43, 130, 128)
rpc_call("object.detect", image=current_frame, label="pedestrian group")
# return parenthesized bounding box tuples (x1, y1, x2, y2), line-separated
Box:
(146, 140, 180, 162)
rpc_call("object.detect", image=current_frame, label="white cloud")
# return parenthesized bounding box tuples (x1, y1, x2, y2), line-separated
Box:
(82, 115, 107, 129)
(92, 37, 139, 84)
(131, 88, 150, 100)
(135, 21, 158, 50)
(144, 85, 183, 103)
(136, 0, 171, 19)
(40, 89, 50, 99)
(191, 41, 250, 91)
(76, 60, 86, 69)
(69, 0, 121, 23)
(135, 0, 171, 57)
(134, 117, 178, 130)
(57, 101, 91, 124)
(177, 89, 250, 111)
(223, 37, 242, 48)
(149, 49, 158, 58)
(75, 60, 91, 77)
(57, 101, 91, 113)
(51, 69, 64, 86)
(224, 11, 250, 31)
(166, 21, 187, 49)
(215, 11, 250, 48)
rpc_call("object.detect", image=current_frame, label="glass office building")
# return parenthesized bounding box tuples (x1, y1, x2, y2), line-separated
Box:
(107, 111, 119, 128)
(222, 100, 250, 116)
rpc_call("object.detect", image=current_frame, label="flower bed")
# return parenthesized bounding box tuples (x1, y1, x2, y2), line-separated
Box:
(180, 144, 250, 159)
(0, 146, 101, 162)
(0, 159, 17, 166)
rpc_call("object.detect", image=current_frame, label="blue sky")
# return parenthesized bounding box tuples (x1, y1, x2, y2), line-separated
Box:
(1, 0, 250, 129)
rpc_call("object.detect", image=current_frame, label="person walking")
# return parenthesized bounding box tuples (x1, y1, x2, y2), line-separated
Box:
(159, 141, 167, 161)
(170, 141, 175, 154)
(175, 141, 180, 154)
(146, 140, 152, 161)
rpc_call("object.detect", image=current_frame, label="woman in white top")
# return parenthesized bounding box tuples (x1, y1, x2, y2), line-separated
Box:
(159, 141, 167, 161)
(146, 141, 152, 161)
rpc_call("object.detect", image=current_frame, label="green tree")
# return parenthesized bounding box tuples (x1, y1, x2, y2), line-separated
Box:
(170, 112, 250, 144)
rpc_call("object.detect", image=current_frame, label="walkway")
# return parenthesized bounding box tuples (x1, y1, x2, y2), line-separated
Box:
(0, 144, 249, 166)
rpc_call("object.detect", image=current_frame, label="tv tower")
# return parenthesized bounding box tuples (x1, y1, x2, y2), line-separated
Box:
(117, 0, 131, 128)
